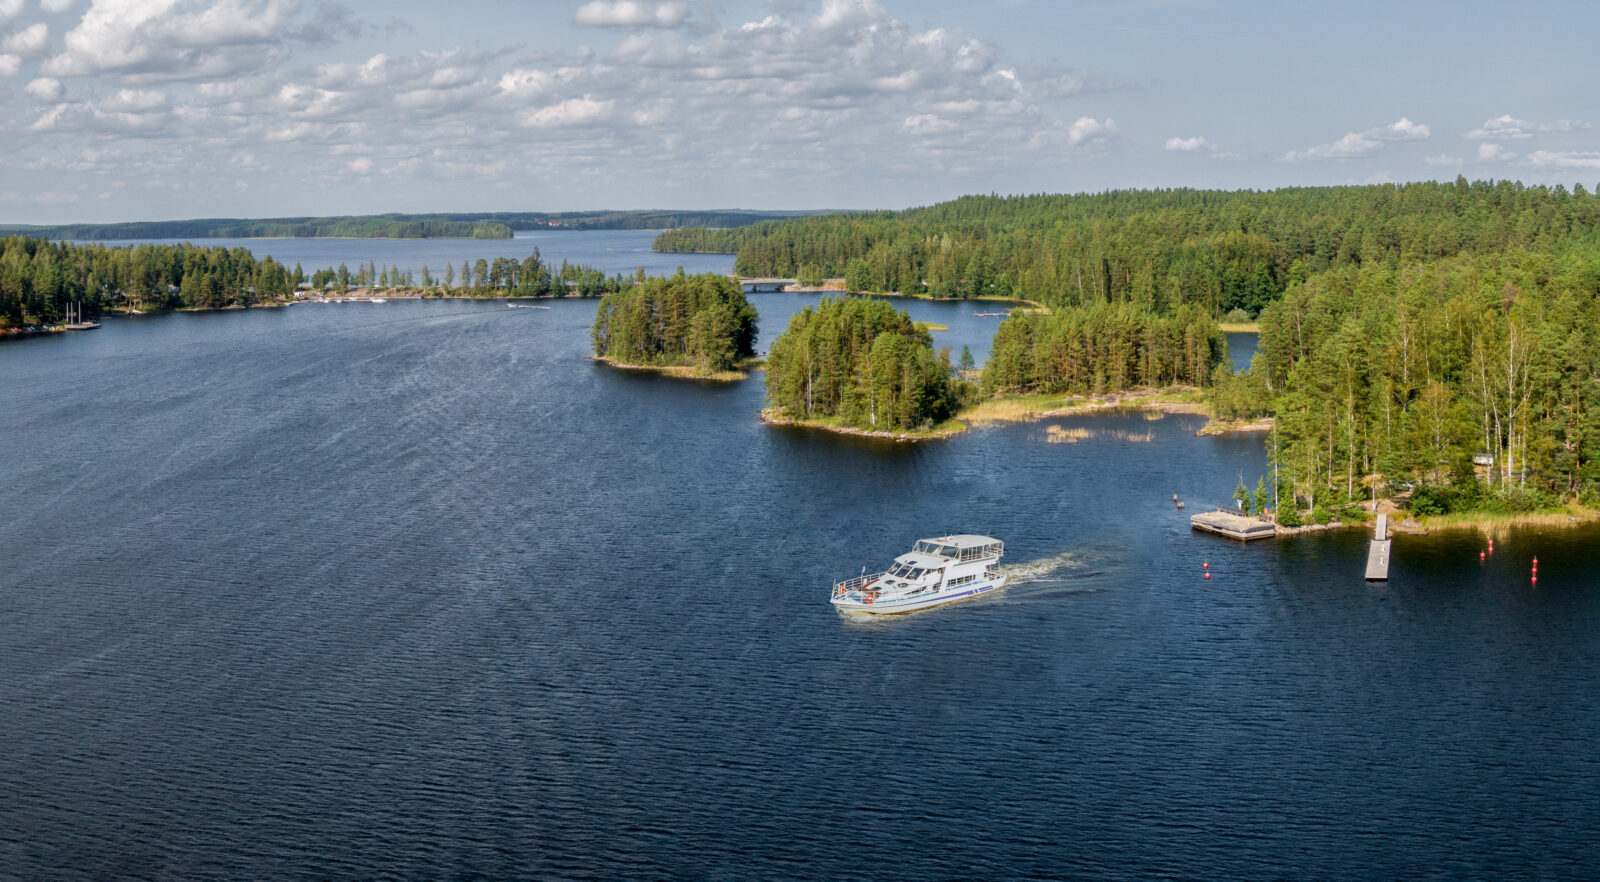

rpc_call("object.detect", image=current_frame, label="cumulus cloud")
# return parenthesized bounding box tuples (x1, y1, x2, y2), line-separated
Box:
(24, 76, 63, 100)
(1465, 114, 1586, 140)
(1476, 142, 1515, 162)
(41, 0, 312, 82)
(2, 21, 49, 57)
(1285, 117, 1430, 160)
(1422, 153, 1462, 168)
(573, 1, 689, 28)
(10, 0, 1125, 215)
(1165, 135, 1210, 152)
(1065, 116, 1115, 146)
(0, 53, 19, 76)
(1527, 150, 1600, 170)
(0, 0, 22, 24)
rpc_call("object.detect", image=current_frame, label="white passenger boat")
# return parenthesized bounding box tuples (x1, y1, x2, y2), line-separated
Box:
(831, 535, 1007, 614)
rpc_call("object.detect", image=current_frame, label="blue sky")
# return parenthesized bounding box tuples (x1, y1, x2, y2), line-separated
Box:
(2, 0, 1597, 223)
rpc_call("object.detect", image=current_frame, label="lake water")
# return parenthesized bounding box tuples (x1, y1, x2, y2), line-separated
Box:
(3, 289, 1598, 877)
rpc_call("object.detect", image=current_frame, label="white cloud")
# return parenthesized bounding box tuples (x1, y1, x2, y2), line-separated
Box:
(0, 0, 22, 24)
(0, 53, 19, 76)
(24, 76, 63, 100)
(1527, 150, 1600, 170)
(8, 1, 1126, 217)
(1285, 117, 1430, 160)
(1065, 116, 1115, 146)
(41, 0, 305, 81)
(1422, 153, 1462, 168)
(1383, 117, 1430, 140)
(2, 21, 49, 57)
(1165, 135, 1210, 152)
(573, 1, 689, 28)
(522, 96, 615, 128)
(1476, 142, 1515, 162)
(1465, 114, 1586, 140)
(41, 0, 78, 12)
(102, 87, 166, 112)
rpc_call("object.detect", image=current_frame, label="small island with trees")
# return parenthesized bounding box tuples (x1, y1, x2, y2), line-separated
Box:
(763, 296, 967, 438)
(590, 272, 759, 380)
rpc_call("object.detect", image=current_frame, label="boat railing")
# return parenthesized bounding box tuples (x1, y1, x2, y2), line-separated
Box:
(833, 572, 886, 595)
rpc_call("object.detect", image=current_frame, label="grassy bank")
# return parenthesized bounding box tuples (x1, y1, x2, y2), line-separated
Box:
(958, 387, 1209, 426)
(759, 409, 966, 441)
(1408, 505, 1599, 533)
(1218, 321, 1261, 333)
(589, 355, 761, 382)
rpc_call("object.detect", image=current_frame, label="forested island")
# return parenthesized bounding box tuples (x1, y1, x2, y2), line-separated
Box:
(303, 251, 635, 299)
(1, 236, 298, 325)
(664, 179, 1600, 521)
(3, 209, 823, 243)
(0, 236, 647, 329)
(590, 272, 758, 379)
(764, 296, 966, 436)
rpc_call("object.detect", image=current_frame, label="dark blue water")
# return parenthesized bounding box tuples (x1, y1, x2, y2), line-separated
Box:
(2, 298, 1597, 878)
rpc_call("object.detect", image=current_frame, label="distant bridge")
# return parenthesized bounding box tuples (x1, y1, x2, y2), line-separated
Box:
(738, 277, 797, 293)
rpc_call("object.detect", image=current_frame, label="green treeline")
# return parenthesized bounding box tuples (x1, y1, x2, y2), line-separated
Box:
(1, 236, 295, 326)
(1223, 247, 1600, 519)
(2, 209, 833, 243)
(765, 296, 961, 431)
(4, 216, 512, 241)
(591, 272, 757, 373)
(983, 305, 1226, 395)
(655, 180, 1600, 315)
(308, 250, 635, 298)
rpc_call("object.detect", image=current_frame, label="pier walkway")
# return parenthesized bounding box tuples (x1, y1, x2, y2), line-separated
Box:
(1365, 513, 1391, 581)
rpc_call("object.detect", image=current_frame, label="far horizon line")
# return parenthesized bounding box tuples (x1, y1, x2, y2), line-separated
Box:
(7, 176, 1596, 229)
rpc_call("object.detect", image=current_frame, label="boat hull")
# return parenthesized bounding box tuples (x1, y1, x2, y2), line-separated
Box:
(832, 577, 1008, 615)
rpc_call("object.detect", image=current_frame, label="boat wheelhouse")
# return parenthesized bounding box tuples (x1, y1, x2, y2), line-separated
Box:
(831, 535, 1006, 615)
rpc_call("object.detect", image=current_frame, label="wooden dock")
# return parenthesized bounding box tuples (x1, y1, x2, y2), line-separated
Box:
(1365, 513, 1391, 581)
(1190, 507, 1276, 541)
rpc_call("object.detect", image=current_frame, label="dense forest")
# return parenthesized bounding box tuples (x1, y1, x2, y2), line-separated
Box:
(983, 305, 1226, 395)
(3, 209, 827, 243)
(1214, 246, 1600, 519)
(590, 272, 757, 374)
(655, 180, 1600, 315)
(307, 250, 635, 298)
(765, 296, 961, 431)
(0, 236, 295, 326)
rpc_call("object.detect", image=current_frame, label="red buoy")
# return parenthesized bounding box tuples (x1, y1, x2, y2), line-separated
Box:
(1204, 572, 1211, 580)
(1480, 551, 1486, 561)
(1533, 556, 1539, 566)
(1202, 562, 1209, 570)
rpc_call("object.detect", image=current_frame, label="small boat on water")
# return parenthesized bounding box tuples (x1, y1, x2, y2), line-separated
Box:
(831, 534, 1007, 614)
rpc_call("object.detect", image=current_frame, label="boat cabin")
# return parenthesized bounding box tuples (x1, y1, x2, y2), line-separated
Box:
(911, 535, 1004, 562)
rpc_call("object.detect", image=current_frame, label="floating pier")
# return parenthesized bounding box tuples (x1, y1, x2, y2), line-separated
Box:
(1190, 507, 1276, 541)
(1365, 513, 1391, 581)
